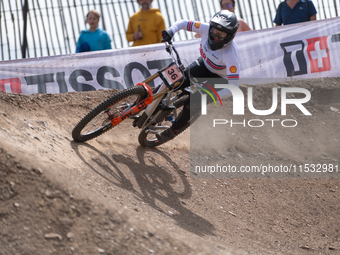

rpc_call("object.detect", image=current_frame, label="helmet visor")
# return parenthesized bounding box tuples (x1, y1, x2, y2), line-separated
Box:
(210, 27, 228, 43)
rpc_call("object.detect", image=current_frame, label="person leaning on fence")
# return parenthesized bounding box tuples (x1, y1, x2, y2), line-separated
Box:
(195, 0, 250, 39)
(76, 10, 112, 53)
(126, 0, 166, 46)
(220, 0, 251, 32)
(156, 10, 240, 143)
(274, 0, 317, 26)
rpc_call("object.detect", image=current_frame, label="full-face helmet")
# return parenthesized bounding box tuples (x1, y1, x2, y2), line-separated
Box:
(208, 10, 239, 50)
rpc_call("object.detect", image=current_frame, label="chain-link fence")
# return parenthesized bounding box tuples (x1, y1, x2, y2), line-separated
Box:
(0, 0, 339, 61)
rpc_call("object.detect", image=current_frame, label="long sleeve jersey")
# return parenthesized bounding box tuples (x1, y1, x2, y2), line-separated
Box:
(169, 20, 240, 98)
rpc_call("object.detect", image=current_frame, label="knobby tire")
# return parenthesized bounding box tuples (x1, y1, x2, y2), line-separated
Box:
(138, 95, 199, 148)
(72, 86, 147, 142)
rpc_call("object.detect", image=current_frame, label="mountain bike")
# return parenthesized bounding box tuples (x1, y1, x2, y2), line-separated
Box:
(72, 41, 201, 147)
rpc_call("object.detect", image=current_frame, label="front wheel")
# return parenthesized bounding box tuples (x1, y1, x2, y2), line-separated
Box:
(138, 95, 194, 147)
(72, 86, 147, 142)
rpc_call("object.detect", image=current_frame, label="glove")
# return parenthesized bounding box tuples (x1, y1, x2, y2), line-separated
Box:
(162, 29, 174, 42)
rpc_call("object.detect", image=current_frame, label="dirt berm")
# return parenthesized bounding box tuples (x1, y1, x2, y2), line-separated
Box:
(0, 77, 339, 255)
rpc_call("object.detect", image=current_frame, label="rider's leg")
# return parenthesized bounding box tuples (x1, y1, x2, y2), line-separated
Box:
(171, 91, 201, 131)
(156, 91, 201, 142)
(156, 58, 225, 142)
(156, 59, 202, 142)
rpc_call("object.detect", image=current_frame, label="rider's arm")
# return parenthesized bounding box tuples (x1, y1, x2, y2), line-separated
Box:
(168, 20, 208, 35)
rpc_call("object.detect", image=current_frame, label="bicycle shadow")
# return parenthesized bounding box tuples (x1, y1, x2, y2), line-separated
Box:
(70, 141, 215, 237)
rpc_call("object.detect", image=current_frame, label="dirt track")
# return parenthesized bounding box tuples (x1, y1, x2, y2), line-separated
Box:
(0, 77, 339, 255)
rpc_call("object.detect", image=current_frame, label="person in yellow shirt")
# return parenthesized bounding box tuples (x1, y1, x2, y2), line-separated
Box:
(126, 0, 166, 46)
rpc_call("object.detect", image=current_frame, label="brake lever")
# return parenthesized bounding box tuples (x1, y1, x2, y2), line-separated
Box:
(164, 41, 172, 54)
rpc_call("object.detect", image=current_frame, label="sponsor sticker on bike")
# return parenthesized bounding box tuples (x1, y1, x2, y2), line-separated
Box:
(161, 63, 184, 88)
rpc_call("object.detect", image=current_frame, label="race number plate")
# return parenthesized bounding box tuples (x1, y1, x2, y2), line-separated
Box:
(159, 63, 184, 89)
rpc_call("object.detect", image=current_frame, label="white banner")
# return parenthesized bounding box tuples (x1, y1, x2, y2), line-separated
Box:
(237, 16, 340, 84)
(1, 17, 339, 94)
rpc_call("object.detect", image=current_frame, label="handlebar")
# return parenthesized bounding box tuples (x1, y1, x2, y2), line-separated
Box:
(164, 41, 185, 73)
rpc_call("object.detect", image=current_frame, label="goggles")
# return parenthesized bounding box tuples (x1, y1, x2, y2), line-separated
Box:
(210, 27, 228, 41)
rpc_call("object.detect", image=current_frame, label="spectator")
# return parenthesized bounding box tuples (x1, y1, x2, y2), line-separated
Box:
(76, 10, 112, 53)
(220, 0, 251, 32)
(195, 0, 250, 38)
(126, 0, 166, 46)
(274, 0, 317, 26)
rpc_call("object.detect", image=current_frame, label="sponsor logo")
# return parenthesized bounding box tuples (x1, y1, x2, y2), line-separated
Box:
(202, 85, 311, 116)
(194, 22, 201, 29)
(196, 82, 223, 115)
(281, 35, 334, 76)
(200, 85, 312, 128)
(229, 66, 237, 73)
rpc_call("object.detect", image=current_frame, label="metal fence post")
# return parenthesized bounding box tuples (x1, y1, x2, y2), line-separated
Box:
(21, 0, 28, 59)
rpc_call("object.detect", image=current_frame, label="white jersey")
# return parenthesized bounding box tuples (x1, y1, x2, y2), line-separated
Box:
(169, 19, 240, 93)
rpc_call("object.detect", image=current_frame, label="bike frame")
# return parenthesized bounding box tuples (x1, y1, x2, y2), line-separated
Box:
(110, 42, 188, 130)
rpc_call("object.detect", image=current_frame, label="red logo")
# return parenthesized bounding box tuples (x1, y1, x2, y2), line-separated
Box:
(0, 78, 22, 93)
(306, 36, 331, 73)
(199, 44, 206, 60)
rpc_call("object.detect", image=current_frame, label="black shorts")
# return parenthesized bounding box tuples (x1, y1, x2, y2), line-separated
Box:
(171, 57, 228, 131)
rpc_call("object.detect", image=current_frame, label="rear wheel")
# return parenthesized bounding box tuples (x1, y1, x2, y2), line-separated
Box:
(138, 95, 195, 147)
(72, 86, 147, 142)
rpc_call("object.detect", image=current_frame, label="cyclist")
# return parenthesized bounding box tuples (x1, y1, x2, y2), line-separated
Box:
(156, 10, 240, 142)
